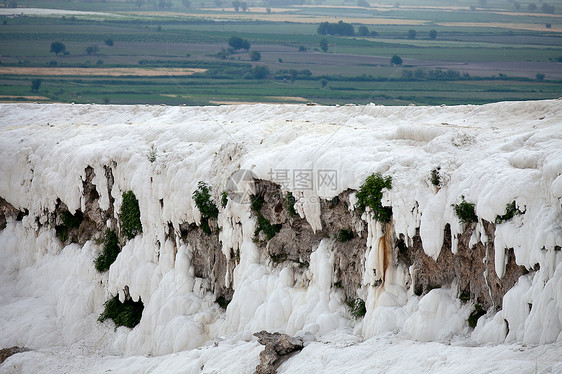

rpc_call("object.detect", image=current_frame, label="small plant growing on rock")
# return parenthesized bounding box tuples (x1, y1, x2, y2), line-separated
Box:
(468, 304, 485, 328)
(221, 190, 228, 208)
(453, 196, 478, 224)
(495, 201, 523, 224)
(270, 252, 288, 263)
(121, 191, 142, 240)
(458, 291, 471, 303)
(355, 172, 393, 223)
(285, 192, 297, 217)
(255, 214, 282, 240)
(251, 193, 282, 241)
(348, 298, 366, 318)
(251, 193, 264, 212)
(94, 229, 120, 272)
(56, 209, 84, 243)
(200, 219, 212, 235)
(55, 225, 69, 242)
(335, 228, 354, 242)
(98, 295, 144, 329)
(147, 144, 157, 163)
(215, 296, 231, 310)
(61, 209, 83, 228)
(430, 167, 441, 187)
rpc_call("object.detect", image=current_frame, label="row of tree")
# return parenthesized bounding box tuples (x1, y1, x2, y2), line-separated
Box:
(50, 39, 114, 56)
(507, 1, 555, 13)
(317, 21, 355, 36)
(317, 22, 437, 40)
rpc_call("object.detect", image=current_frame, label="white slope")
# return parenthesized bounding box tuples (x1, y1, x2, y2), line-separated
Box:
(0, 101, 561, 373)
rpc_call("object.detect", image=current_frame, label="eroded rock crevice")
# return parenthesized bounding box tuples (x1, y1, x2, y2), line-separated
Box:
(396, 221, 526, 311)
(251, 181, 367, 303)
(52, 166, 117, 246)
(183, 221, 235, 304)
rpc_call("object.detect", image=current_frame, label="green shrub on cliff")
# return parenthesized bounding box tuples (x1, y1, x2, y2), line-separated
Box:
(193, 182, 219, 235)
(495, 201, 523, 224)
(453, 196, 477, 224)
(95, 229, 120, 272)
(355, 172, 393, 223)
(98, 295, 143, 329)
(285, 192, 297, 218)
(336, 228, 354, 242)
(193, 182, 219, 219)
(120, 191, 142, 240)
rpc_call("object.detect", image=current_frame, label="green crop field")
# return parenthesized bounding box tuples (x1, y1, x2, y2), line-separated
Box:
(0, 0, 561, 106)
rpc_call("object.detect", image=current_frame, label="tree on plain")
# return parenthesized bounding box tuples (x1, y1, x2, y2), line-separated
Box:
(358, 26, 370, 36)
(289, 69, 298, 83)
(50, 41, 66, 56)
(85, 45, 99, 55)
(429, 29, 437, 39)
(228, 36, 250, 51)
(31, 79, 41, 92)
(240, 1, 247, 11)
(407, 29, 416, 39)
(391, 55, 403, 65)
(320, 38, 328, 52)
(320, 78, 328, 88)
(252, 65, 269, 79)
(104, 38, 114, 46)
(232, 0, 240, 11)
(249, 50, 261, 61)
(541, 3, 555, 14)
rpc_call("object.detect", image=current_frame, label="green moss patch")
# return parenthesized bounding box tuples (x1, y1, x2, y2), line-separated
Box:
(94, 229, 120, 272)
(121, 191, 142, 240)
(355, 172, 393, 223)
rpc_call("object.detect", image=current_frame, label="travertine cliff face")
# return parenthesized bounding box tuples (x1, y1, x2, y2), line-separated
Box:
(0, 166, 528, 326)
(1, 102, 559, 362)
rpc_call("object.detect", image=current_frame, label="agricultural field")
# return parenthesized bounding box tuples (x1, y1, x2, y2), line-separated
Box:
(0, 0, 561, 105)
